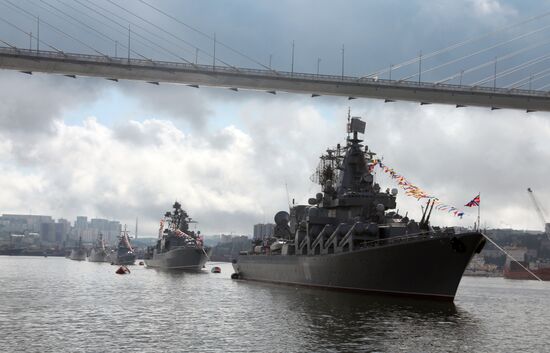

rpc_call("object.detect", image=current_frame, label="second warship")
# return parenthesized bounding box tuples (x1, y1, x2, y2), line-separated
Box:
(88, 233, 109, 262)
(145, 202, 211, 270)
(110, 227, 136, 265)
(69, 236, 86, 261)
(232, 113, 486, 301)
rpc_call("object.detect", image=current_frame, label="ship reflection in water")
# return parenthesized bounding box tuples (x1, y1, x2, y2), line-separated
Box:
(1, 258, 549, 352)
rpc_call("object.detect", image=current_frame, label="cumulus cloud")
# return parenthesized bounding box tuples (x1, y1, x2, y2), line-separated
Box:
(2, 91, 549, 237)
(358, 101, 550, 230)
(0, 111, 327, 235)
(468, 0, 518, 17)
(1, 0, 549, 237)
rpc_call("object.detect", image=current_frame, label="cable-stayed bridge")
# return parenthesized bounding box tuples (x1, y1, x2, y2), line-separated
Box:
(1, 46, 549, 111)
(1, 0, 550, 111)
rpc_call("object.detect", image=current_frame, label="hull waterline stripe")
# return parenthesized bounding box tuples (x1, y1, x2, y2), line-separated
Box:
(236, 277, 454, 301)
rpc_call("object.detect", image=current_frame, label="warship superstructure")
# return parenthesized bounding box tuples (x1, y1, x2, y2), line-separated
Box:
(110, 227, 136, 265)
(145, 202, 210, 270)
(88, 233, 109, 262)
(232, 113, 486, 301)
(69, 236, 86, 261)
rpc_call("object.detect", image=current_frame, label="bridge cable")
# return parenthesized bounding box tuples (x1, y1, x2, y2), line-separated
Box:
(137, 0, 278, 74)
(1, 0, 109, 58)
(535, 81, 550, 90)
(55, 0, 187, 62)
(0, 5, 64, 53)
(399, 22, 550, 82)
(103, 0, 237, 70)
(470, 54, 550, 87)
(503, 67, 550, 89)
(360, 9, 550, 79)
(32, 0, 117, 50)
(0, 37, 16, 49)
(65, 0, 180, 62)
(48, 0, 152, 61)
(77, 0, 196, 66)
(66, 0, 193, 65)
(434, 37, 550, 84)
(72, 0, 196, 65)
(40, 0, 151, 61)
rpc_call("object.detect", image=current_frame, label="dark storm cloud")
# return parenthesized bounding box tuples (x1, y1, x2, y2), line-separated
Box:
(0, 71, 105, 134)
(116, 81, 213, 129)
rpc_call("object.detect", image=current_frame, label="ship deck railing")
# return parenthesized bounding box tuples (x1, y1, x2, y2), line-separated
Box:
(358, 230, 440, 249)
(249, 230, 447, 256)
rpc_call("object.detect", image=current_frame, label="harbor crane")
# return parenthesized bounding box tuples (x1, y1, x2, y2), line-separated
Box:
(527, 187, 550, 239)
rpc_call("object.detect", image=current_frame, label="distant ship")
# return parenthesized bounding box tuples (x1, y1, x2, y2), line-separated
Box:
(232, 113, 486, 301)
(503, 259, 550, 281)
(88, 233, 109, 263)
(145, 202, 211, 270)
(69, 236, 86, 261)
(110, 227, 136, 265)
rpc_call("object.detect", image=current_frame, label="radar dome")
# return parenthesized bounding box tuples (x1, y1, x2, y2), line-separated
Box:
(274, 211, 290, 226)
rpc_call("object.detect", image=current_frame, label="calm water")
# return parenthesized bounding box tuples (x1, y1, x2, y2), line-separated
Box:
(1, 256, 549, 352)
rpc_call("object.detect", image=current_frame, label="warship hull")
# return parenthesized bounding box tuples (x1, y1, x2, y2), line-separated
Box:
(69, 249, 86, 261)
(145, 247, 210, 270)
(88, 249, 109, 263)
(110, 252, 136, 265)
(233, 232, 484, 301)
(503, 261, 550, 281)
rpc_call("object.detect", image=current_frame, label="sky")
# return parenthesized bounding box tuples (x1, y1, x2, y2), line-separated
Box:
(0, 0, 550, 236)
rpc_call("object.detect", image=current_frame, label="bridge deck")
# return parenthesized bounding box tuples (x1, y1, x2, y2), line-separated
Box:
(1, 47, 549, 111)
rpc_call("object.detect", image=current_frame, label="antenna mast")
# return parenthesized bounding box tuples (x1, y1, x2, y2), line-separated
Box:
(347, 107, 351, 141)
(285, 181, 291, 210)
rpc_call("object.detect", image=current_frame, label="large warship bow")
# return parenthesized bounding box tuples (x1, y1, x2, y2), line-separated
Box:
(145, 202, 211, 270)
(232, 113, 485, 301)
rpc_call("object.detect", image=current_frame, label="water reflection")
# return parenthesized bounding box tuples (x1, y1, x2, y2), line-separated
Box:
(1, 257, 547, 353)
(234, 281, 480, 352)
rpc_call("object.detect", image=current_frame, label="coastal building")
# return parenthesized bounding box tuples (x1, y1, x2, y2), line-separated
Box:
(0, 214, 53, 234)
(253, 223, 275, 241)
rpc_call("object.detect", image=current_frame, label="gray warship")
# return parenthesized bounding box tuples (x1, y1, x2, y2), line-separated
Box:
(110, 227, 136, 265)
(232, 114, 486, 301)
(145, 202, 211, 270)
(69, 236, 86, 261)
(88, 233, 109, 262)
